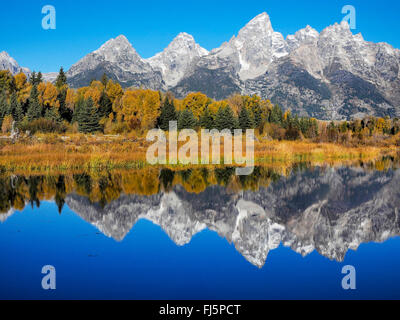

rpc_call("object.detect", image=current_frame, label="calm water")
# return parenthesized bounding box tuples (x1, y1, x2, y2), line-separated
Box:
(1, 164, 400, 299)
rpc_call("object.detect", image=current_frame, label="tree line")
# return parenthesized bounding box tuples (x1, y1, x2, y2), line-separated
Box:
(0, 68, 399, 144)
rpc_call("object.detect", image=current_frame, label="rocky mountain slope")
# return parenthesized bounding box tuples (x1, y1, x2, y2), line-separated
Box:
(65, 167, 400, 268)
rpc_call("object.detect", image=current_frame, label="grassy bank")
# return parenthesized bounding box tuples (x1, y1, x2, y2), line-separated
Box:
(0, 133, 398, 174)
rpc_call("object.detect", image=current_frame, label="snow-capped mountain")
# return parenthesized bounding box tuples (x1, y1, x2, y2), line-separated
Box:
(0, 51, 30, 76)
(2, 12, 400, 119)
(66, 35, 163, 89)
(244, 20, 400, 119)
(146, 32, 208, 87)
(42, 72, 58, 83)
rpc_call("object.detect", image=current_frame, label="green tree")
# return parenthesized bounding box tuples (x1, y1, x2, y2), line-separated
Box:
(199, 106, 215, 130)
(26, 85, 42, 121)
(72, 97, 85, 123)
(29, 72, 37, 86)
(270, 104, 283, 124)
(98, 91, 112, 118)
(250, 103, 263, 128)
(178, 108, 197, 130)
(239, 107, 254, 130)
(37, 72, 43, 84)
(78, 98, 102, 133)
(44, 107, 61, 123)
(55, 67, 67, 89)
(215, 105, 238, 132)
(9, 92, 23, 123)
(57, 89, 72, 122)
(0, 90, 8, 127)
(158, 97, 177, 131)
(101, 73, 108, 87)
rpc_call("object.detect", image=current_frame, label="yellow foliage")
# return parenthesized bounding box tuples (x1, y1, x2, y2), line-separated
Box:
(121, 89, 161, 130)
(182, 92, 209, 119)
(39, 82, 59, 108)
(1, 115, 14, 133)
(106, 80, 123, 104)
(65, 88, 76, 110)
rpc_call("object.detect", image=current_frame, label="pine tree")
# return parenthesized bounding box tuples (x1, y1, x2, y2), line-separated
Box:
(158, 97, 177, 131)
(251, 103, 263, 128)
(29, 72, 37, 85)
(10, 92, 23, 123)
(26, 85, 42, 121)
(45, 107, 61, 123)
(101, 73, 108, 87)
(0, 90, 8, 127)
(270, 104, 283, 124)
(57, 89, 72, 122)
(72, 97, 85, 123)
(98, 91, 112, 118)
(178, 108, 197, 130)
(78, 98, 102, 133)
(215, 106, 238, 132)
(199, 106, 215, 130)
(239, 107, 254, 131)
(37, 72, 43, 84)
(55, 67, 67, 89)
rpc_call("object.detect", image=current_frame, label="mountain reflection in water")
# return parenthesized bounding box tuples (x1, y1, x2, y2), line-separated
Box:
(1, 160, 400, 269)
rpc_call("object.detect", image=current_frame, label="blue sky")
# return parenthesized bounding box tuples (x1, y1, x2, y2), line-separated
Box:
(1, 0, 399, 73)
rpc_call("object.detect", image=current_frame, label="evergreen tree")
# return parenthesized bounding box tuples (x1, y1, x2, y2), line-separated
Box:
(78, 98, 102, 133)
(37, 72, 43, 84)
(158, 97, 177, 131)
(251, 103, 263, 128)
(270, 104, 283, 124)
(101, 73, 108, 87)
(44, 107, 61, 123)
(239, 107, 254, 131)
(29, 72, 37, 85)
(55, 67, 67, 89)
(26, 85, 42, 121)
(9, 92, 23, 123)
(178, 108, 197, 130)
(199, 106, 215, 130)
(57, 89, 72, 122)
(215, 106, 238, 132)
(0, 90, 8, 127)
(98, 91, 112, 118)
(72, 97, 85, 123)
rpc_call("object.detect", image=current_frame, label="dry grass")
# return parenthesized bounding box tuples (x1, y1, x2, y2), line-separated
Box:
(0, 133, 398, 174)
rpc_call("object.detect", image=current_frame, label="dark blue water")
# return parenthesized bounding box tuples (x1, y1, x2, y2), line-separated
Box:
(1, 166, 400, 299)
(0, 201, 399, 300)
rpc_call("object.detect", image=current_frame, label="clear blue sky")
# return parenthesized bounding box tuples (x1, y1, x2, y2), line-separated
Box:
(1, 0, 399, 73)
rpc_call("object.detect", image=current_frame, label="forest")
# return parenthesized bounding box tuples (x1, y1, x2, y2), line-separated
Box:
(1, 68, 399, 146)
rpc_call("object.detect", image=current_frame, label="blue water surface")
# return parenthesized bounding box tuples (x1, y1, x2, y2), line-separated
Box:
(0, 201, 399, 300)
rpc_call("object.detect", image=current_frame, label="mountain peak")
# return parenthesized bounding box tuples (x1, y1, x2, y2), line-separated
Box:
(239, 12, 273, 37)
(175, 32, 194, 40)
(248, 12, 271, 25)
(146, 32, 208, 87)
(0, 51, 30, 76)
